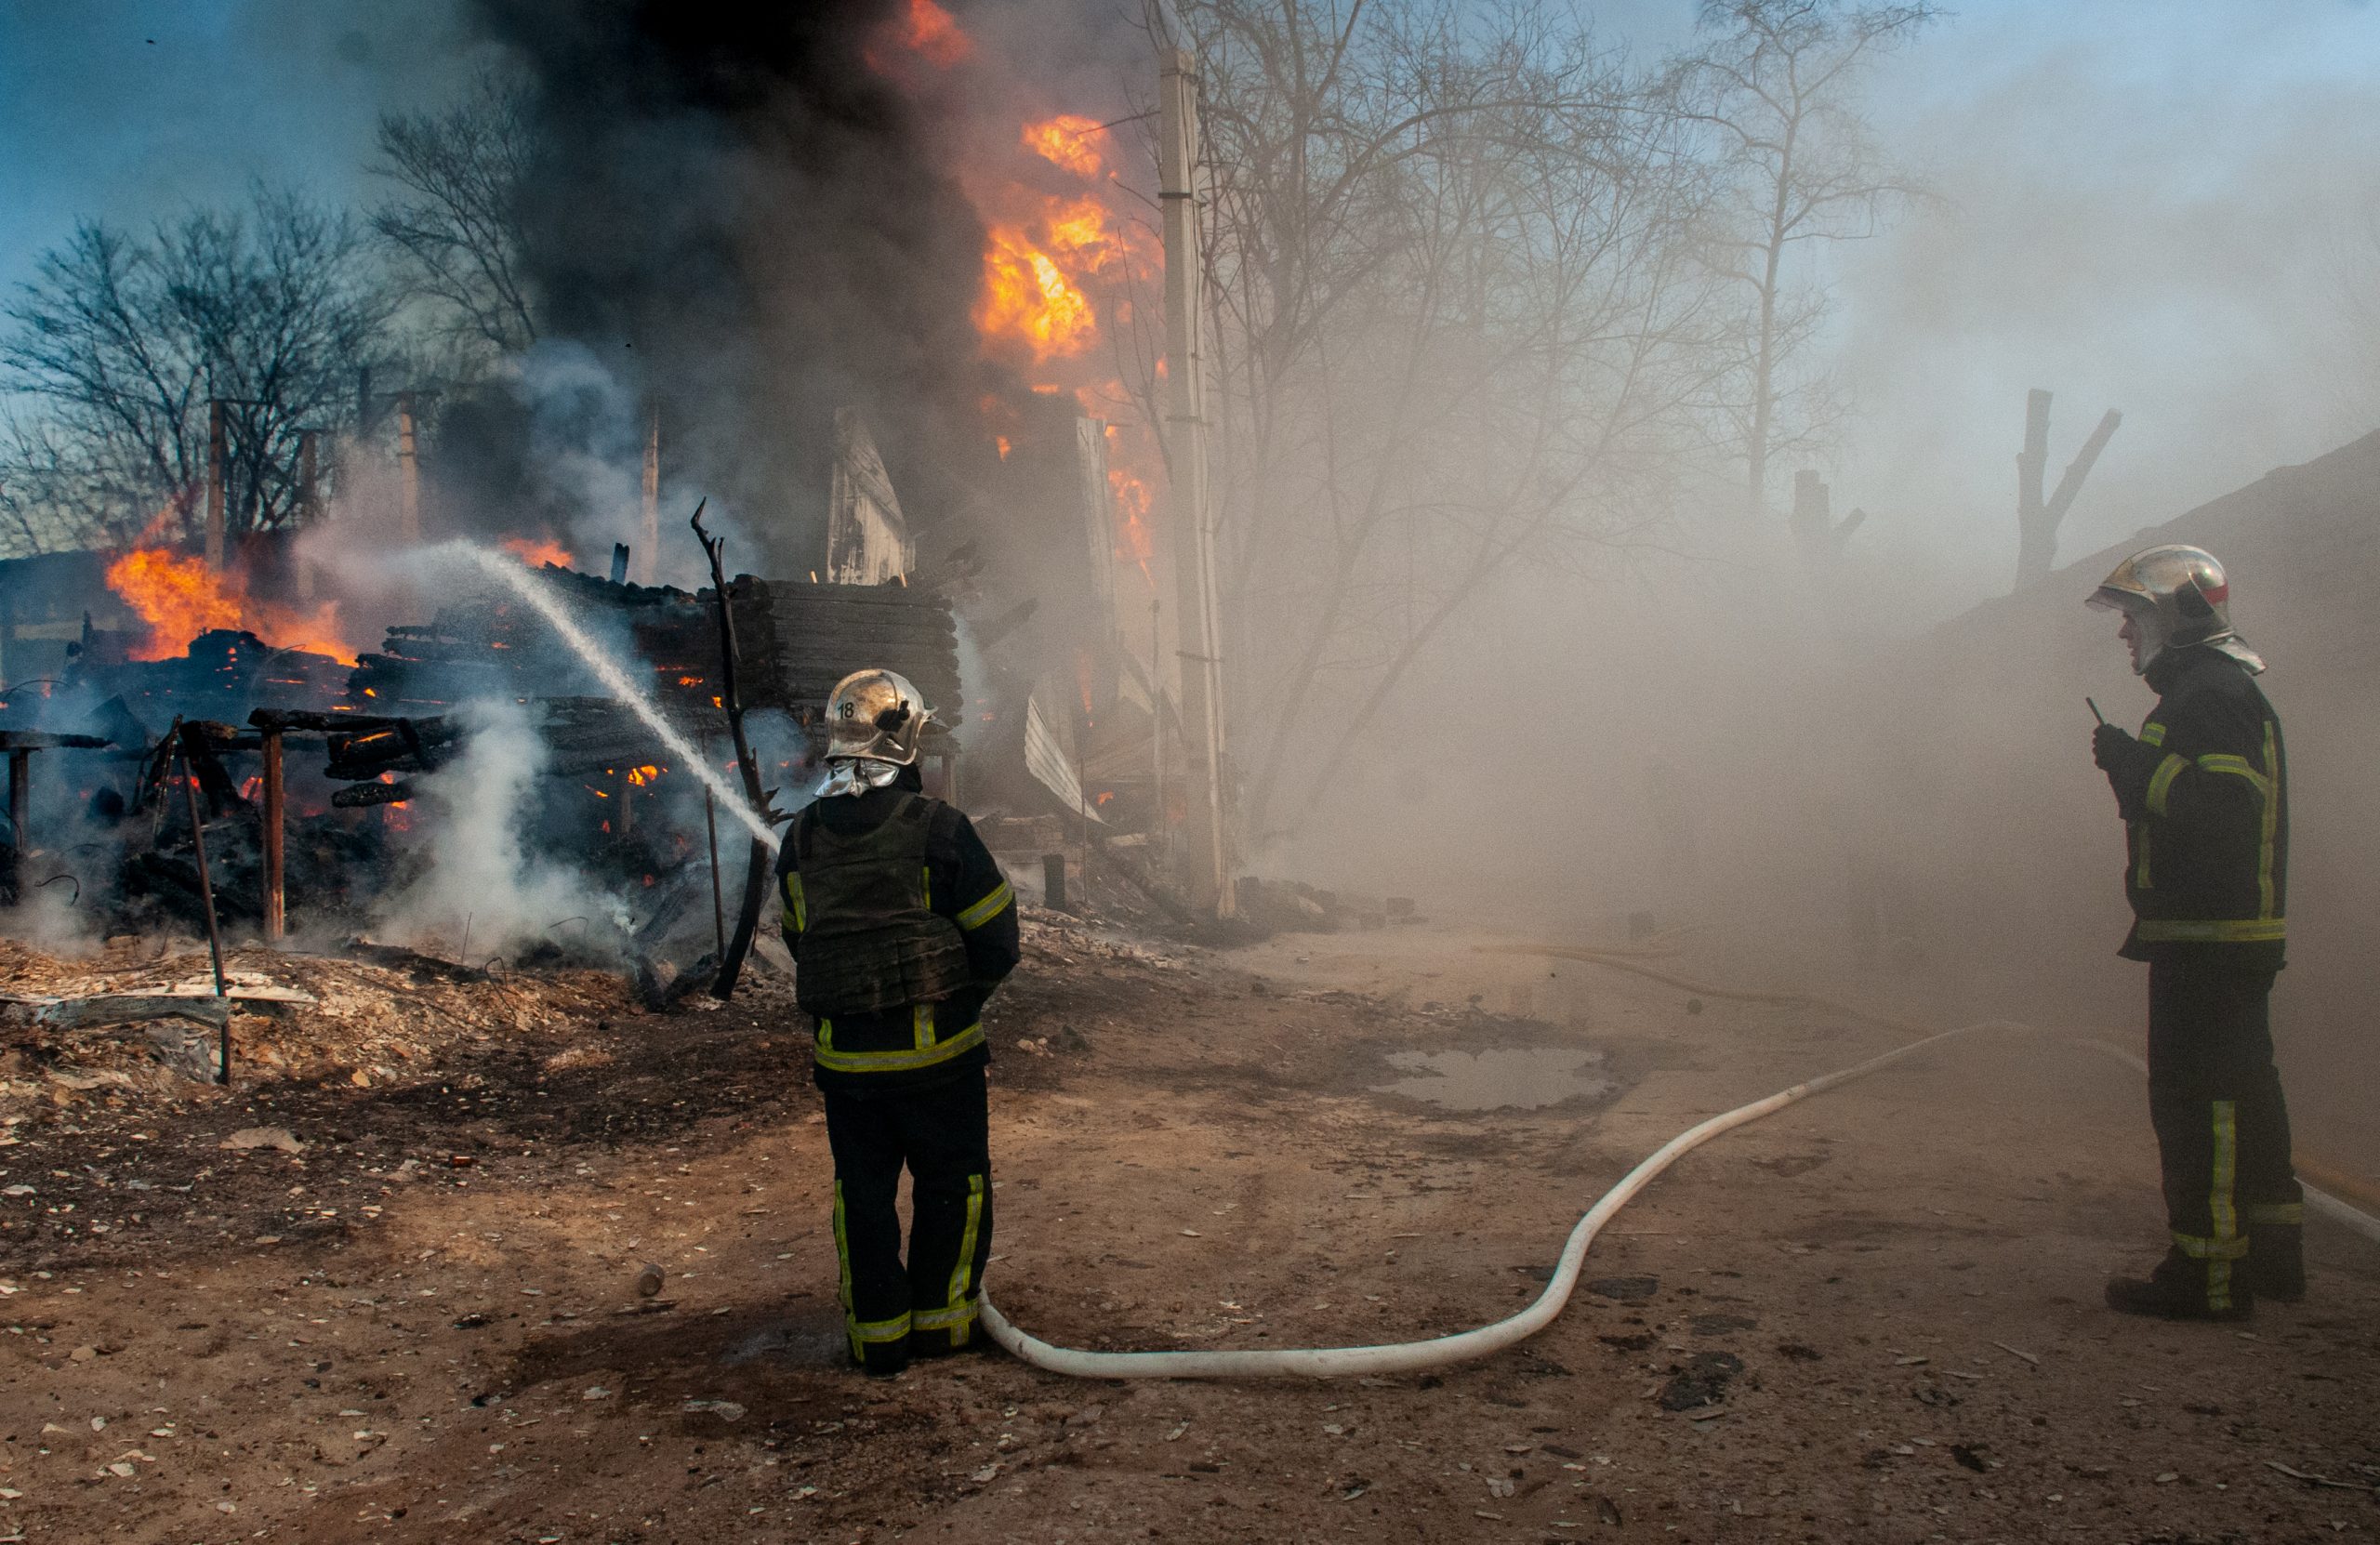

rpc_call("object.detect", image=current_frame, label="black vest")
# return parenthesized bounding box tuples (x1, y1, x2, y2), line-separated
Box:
(791, 793, 973, 1016)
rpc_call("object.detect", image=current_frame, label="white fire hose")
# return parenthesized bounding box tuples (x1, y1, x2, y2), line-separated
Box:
(976, 951, 2380, 1380)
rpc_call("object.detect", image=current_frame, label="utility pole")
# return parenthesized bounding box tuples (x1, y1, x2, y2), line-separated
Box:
(1159, 47, 1235, 918)
(395, 392, 422, 545)
(205, 399, 227, 570)
(639, 402, 661, 585)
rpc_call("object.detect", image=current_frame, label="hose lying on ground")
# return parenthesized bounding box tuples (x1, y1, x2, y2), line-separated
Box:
(1495, 943, 2380, 1246)
(976, 948, 2380, 1380)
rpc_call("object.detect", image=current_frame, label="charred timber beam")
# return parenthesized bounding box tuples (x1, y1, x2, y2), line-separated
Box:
(693, 503, 779, 1004)
(260, 728, 285, 943)
(248, 707, 404, 733)
(0, 731, 112, 750)
(7, 750, 26, 891)
(732, 575, 949, 608)
(332, 780, 415, 808)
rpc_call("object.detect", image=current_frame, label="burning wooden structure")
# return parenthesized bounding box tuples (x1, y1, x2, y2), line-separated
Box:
(0, 547, 966, 964)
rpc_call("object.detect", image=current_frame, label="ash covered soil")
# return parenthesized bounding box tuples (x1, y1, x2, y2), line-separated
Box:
(0, 914, 2375, 1545)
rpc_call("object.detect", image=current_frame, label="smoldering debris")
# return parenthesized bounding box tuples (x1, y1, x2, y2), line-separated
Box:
(373, 696, 624, 963)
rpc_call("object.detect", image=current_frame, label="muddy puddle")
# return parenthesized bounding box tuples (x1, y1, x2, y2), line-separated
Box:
(1373, 1047, 1614, 1110)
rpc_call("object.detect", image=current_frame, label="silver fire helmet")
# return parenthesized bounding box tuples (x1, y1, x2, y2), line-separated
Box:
(2085, 544, 2264, 675)
(822, 667, 932, 764)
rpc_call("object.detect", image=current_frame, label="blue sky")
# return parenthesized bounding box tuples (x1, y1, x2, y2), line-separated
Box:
(5, 0, 2379, 609)
(0, 3, 493, 287)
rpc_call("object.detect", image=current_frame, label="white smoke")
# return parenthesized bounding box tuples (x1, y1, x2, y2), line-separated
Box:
(374, 696, 622, 960)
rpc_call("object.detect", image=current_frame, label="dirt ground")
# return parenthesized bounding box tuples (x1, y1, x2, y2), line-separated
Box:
(2, 910, 2376, 1545)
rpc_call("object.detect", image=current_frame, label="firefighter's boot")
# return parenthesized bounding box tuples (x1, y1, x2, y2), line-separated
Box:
(2104, 1247, 2253, 1322)
(2244, 1221, 2306, 1303)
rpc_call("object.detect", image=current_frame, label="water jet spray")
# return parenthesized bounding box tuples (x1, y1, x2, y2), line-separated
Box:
(433, 543, 782, 852)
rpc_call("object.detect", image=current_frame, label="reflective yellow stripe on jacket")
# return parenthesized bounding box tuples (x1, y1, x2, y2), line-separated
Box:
(814, 1015, 988, 1076)
(2133, 918, 2285, 943)
(958, 879, 1014, 931)
(2131, 717, 2285, 944)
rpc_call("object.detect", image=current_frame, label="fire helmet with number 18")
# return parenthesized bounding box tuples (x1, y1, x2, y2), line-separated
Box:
(823, 668, 932, 765)
(2084, 544, 2264, 676)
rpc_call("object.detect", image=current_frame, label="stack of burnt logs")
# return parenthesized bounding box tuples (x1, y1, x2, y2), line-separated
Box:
(89, 628, 350, 732)
(727, 575, 962, 721)
(346, 566, 961, 733)
(348, 568, 720, 714)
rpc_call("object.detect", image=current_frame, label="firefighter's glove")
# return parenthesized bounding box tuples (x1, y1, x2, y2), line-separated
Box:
(2091, 722, 2138, 772)
(2093, 723, 2158, 819)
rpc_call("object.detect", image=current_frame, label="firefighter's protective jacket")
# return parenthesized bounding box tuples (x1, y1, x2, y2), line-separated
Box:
(777, 782, 1020, 1090)
(2102, 644, 2287, 971)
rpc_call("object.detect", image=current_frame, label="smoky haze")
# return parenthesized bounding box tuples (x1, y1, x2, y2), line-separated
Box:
(6, 1, 2378, 1164)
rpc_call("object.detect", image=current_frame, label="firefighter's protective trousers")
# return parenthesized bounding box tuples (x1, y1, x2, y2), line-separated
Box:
(2146, 954, 2301, 1312)
(823, 1066, 995, 1369)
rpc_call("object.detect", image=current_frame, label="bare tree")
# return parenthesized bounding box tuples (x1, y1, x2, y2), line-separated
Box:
(1159, 0, 1732, 841)
(0, 186, 391, 554)
(369, 69, 540, 365)
(1673, 0, 1935, 522)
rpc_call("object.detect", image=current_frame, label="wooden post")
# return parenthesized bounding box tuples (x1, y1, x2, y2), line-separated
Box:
(297, 430, 320, 525)
(260, 729, 285, 943)
(1789, 470, 1828, 562)
(1160, 47, 1236, 918)
(690, 503, 780, 1002)
(1789, 468, 1867, 568)
(173, 726, 231, 1080)
(1150, 597, 1166, 859)
(7, 750, 28, 869)
(638, 403, 661, 585)
(395, 392, 421, 545)
(205, 399, 228, 570)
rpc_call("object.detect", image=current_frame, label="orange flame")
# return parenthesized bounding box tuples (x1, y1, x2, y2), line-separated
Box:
(1109, 466, 1156, 579)
(104, 548, 355, 664)
(1023, 114, 1107, 178)
(978, 225, 1096, 362)
(1044, 196, 1125, 274)
(625, 764, 663, 787)
(892, 0, 971, 66)
(975, 195, 1133, 365)
(500, 535, 574, 569)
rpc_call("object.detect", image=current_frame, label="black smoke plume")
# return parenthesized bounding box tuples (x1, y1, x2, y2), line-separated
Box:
(465, 0, 1002, 565)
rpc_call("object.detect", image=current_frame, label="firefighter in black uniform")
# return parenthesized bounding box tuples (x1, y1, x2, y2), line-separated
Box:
(779, 668, 1020, 1373)
(2085, 546, 2303, 1319)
